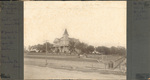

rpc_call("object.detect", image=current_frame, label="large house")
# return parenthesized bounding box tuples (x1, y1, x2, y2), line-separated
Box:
(53, 29, 79, 53)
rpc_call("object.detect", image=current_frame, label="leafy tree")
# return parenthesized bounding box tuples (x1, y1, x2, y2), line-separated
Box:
(86, 45, 95, 54)
(68, 41, 76, 54)
(75, 42, 88, 54)
(116, 46, 126, 56)
(43, 42, 53, 52)
(29, 42, 53, 53)
(96, 46, 126, 55)
(103, 47, 110, 55)
(110, 46, 117, 55)
(96, 46, 105, 54)
(96, 46, 110, 55)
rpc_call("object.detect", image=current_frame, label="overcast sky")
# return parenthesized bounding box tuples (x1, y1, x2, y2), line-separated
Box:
(24, 1, 126, 48)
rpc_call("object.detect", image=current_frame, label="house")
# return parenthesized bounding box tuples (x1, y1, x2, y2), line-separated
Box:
(53, 29, 79, 53)
(92, 49, 102, 55)
(29, 49, 39, 53)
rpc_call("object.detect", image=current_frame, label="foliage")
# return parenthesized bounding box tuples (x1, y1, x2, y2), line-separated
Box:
(96, 46, 126, 56)
(75, 42, 88, 54)
(86, 45, 95, 54)
(96, 46, 110, 55)
(68, 41, 76, 54)
(28, 42, 53, 53)
(27, 41, 126, 56)
(74, 42, 94, 54)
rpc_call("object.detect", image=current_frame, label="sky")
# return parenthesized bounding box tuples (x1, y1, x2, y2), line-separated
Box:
(24, 1, 126, 48)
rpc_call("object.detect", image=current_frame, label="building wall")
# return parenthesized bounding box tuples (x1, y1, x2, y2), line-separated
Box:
(53, 30, 79, 53)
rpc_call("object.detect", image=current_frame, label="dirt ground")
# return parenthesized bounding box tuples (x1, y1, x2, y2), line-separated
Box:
(24, 64, 126, 79)
(24, 55, 126, 79)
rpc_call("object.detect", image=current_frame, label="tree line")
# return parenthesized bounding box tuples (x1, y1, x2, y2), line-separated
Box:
(96, 46, 126, 56)
(26, 42, 53, 53)
(25, 41, 126, 56)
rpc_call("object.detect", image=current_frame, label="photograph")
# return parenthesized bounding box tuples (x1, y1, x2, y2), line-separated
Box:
(24, 1, 126, 79)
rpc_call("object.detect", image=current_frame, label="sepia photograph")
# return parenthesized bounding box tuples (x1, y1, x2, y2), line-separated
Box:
(24, 1, 126, 79)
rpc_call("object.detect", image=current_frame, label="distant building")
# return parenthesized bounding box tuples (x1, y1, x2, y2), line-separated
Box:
(92, 50, 101, 54)
(53, 29, 79, 53)
(29, 49, 39, 53)
(92, 47, 102, 54)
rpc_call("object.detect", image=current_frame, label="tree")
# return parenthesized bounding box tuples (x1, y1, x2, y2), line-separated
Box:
(29, 42, 53, 53)
(102, 47, 110, 55)
(96, 46, 110, 55)
(116, 46, 126, 56)
(43, 42, 53, 53)
(68, 41, 76, 54)
(96, 46, 105, 54)
(86, 45, 94, 54)
(96, 46, 126, 55)
(75, 42, 88, 54)
(110, 46, 117, 55)
(36, 44, 43, 52)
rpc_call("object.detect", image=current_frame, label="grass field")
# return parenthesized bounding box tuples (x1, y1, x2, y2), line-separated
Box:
(24, 52, 126, 79)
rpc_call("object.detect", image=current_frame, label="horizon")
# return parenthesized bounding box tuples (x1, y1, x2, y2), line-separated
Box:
(24, 28, 126, 49)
